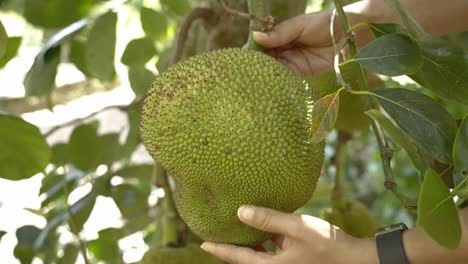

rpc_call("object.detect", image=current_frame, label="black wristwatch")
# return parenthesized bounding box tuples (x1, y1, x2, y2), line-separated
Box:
(375, 223, 409, 264)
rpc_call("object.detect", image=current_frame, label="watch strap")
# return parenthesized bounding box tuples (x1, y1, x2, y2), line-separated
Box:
(376, 223, 409, 264)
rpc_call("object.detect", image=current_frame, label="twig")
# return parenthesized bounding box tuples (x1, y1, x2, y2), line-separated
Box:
(171, 7, 218, 65)
(219, 0, 274, 32)
(62, 166, 91, 264)
(332, 0, 416, 209)
(44, 98, 143, 137)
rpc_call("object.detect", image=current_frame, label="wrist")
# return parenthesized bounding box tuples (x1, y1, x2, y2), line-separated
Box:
(343, 237, 379, 264)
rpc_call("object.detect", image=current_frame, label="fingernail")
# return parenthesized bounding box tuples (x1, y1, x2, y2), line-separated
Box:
(238, 206, 255, 221)
(200, 242, 213, 252)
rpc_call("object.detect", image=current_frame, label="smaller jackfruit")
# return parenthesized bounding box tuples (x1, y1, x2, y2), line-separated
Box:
(140, 244, 223, 264)
(319, 200, 380, 238)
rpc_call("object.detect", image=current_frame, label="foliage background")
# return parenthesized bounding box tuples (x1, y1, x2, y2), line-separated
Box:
(0, 0, 467, 263)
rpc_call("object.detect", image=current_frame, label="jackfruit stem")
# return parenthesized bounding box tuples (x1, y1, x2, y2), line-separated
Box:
(333, 0, 417, 209)
(246, 0, 270, 51)
(153, 162, 183, 246)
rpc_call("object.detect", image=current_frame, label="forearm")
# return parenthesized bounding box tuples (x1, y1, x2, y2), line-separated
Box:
(403, 207, 468, 263)
(345, 0, 468, 36)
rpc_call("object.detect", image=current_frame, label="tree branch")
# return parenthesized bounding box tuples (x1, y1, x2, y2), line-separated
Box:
(332, 0, 417, 209)
(44, 98, 143, 137)
(219, 0, 274, 32)
(171, 7, 218, 65)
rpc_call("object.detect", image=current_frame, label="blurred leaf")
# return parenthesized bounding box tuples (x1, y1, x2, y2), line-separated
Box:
(0, 36, 21, 68)
(453, 115, 468, 175)
(417, 169, 461, 249)
(0, 114, 51, 181)
(70, 38, 90, 76)
(128, 65, 154, 96)
(99, 133, 122, 166)
(0, 19, 7, 57)
(57, 243, 79, 264)
(366, 109, 429, 172)
(114, 164, 153, 180)
(24, 45, 61, 96)
(140, 7, 168, 41)
(50, 143, 68, 165)
(41, 169, 85, 207)
(121, 108, 141, 158)
(69, 121, 101, 171)
(458, 188, 468, 199)
(85, 11, 117, 81)
(410, 38, 468, 105)
(309, 89, 342, 143)
(14, 225, 41, 264)
(156, 46, 173, 72)
(160, 0, 191, 15)
(304, 71, 338, 98)
(24, 0, 93, 28)
(354, 34, 423, 76)
(69, 192, 96, 234)
(111, 184, 148, 217)
(88, 228, 124, 262)
(0, 230, 6, 240)
(370, 23, 408, 38)
(121, 37, 156, 66)
(371, 88, 457, 163)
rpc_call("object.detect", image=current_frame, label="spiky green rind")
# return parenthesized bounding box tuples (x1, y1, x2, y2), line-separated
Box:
(141, 48, 324, 246)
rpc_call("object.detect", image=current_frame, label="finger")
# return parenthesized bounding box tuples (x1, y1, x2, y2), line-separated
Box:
(238, 205, 302, 238)
(253, 14, 308, 48)
(201, 242, 272, 264)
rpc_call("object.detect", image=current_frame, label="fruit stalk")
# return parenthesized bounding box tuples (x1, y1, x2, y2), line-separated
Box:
(154, 162, 182, 246)
(246, 0, 268, 51)
(333, 0, 416, 209)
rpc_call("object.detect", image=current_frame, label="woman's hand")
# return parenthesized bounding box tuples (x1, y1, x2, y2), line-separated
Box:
(200, 205, 378, 264)
(253, 10, 372, 76)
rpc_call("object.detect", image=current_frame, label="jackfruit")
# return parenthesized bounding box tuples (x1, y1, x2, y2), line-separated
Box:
(319, 200, 380, 238)
(140, 48, 324, 246)
(140, 244, 223, 264)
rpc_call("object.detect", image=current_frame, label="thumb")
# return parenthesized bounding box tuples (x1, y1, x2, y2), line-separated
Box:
(253, 15, 307, 48)
(237, 205, 301, 238)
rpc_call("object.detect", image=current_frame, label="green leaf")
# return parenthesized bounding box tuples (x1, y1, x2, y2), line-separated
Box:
(121, 108, 141, 158)
(454, 115, 468, 175)
(128, 65, 155, 96)
(369, 23, 408, 38)
(121, 37, 156, 66)
(68, 122, 101, 171)
(24, 45, 61, 96)
(140, 8, 168, 40)
(57, 243, 79, 264)
(99, 133, 122, 166)
(69, 192, 96, 234)
(88, 237, 122, 262)
(0, 230, 6, 240)
(85, 11, 117, 81)
(24, 0, 93, 28)
(0, 19, 7, 57)
(155, 46, 174, 72)
(70, 38, 90, 77)
(14, 225, 43, 264)
(50, 143, 68, 165)
(304, 71, 339, 99)
(371, 88, 457, 163)
(417, 169, 461, 249)
(0, 114, 51, 181)
(111, 184, 148, 217)
(354, 34, 423, 76)
(409, 38, 468, 105)
(114, 164, 153, 180)
(366, 109, 429, 172)
(160, 0, 191, 15)
(0, 36, 22, 68)
(309, 89, 342, 143)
